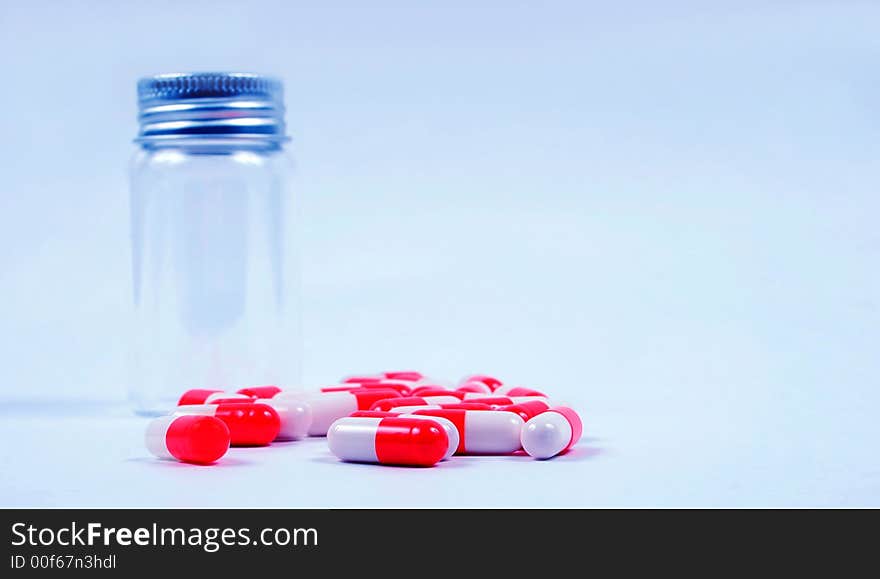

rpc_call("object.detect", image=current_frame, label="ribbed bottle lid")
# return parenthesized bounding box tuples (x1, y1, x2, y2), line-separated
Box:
(136, 72, 287, 144)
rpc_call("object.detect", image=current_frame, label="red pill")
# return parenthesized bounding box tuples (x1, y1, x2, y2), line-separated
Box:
(174, 403, 280, 446)
(328, 416, 448, 466)
(237, 385, 282, 398)
(145, 415, 230, 464)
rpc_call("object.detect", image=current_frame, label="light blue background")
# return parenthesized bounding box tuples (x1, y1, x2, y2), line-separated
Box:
(1, 1, 878, 506)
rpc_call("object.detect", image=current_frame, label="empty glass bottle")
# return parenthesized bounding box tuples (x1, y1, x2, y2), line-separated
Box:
(129, 72, 299, 415)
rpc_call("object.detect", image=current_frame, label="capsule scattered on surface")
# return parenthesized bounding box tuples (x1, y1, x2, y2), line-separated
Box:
(520, 406, 583, 459)
(145, 415, 230, 464)
(174, 403, 281, 446)
(327, 416, 448, 466)
(350, 411, 459, 460)
(412, 408, 524, 454)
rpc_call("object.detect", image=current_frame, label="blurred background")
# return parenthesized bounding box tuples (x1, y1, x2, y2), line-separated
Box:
(0, 1, 878, 497)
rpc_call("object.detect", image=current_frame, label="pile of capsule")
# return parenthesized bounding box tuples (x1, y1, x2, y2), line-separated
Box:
(145, 372, 583, 467)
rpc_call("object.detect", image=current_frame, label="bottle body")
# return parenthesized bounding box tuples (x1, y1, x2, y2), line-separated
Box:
(129, 141, 299, 415)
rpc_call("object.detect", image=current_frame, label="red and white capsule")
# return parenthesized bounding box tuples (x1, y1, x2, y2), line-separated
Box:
(145, 415, 230, 464)
(412, 409, 524, 454)
(327, 416, 449, 466)
(193, 397, 311, 441)
(370, 395, 462, 412)
(177, 389, 252, 405)
(301, 388, 403, 436)
(174, 402, 281, 446)
(350, 411, 459, 460)
(520, 406, 583, 459)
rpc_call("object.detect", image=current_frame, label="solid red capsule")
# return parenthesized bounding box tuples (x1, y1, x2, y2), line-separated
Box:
(145, 415, 230, 464)
(327, 416, 448, 466)
(237, 385, 282, 398)
(174, 402, 280, 446)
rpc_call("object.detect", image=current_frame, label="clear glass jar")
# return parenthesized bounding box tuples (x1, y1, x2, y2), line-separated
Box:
(129, 73, 300, 415)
